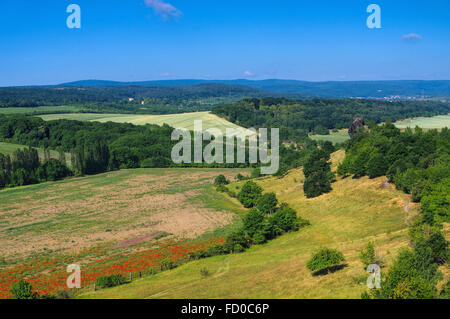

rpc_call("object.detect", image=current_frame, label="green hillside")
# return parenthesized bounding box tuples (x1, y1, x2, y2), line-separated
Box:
(80, 151, 448, 299)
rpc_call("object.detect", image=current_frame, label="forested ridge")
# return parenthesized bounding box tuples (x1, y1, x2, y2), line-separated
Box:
(0, 84, 267, 114)
(59, 79, 450, 99)
(212, 97, 450, 141)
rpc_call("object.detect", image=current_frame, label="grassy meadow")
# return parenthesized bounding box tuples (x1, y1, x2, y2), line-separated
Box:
(309, 131, 350, 145)
(80, 150, 448, 299)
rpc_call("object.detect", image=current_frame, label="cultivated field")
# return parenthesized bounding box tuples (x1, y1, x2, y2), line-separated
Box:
(394, 114, 450, 129)
(0, 168, 249, 298)
(81, 151, 449, 299)
(39, 112, 245, 134)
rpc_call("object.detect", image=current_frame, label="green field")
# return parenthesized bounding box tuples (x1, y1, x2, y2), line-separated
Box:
(0, 106, 82, 115)
(39, 112, 245, 134)
(309, 131, 350, 145)
(394, 114, 450, 129)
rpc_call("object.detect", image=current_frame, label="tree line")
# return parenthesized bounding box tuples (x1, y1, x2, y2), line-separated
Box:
(0, 147, 71, 189)
(0, 84, 266, 114)
(212, 97, 450, 142)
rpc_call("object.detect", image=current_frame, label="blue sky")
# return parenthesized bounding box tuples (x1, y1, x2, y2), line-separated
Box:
(0, 0, 449, 86)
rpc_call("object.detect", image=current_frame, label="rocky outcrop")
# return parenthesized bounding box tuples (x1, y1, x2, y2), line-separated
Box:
(349, 117, 367, 138)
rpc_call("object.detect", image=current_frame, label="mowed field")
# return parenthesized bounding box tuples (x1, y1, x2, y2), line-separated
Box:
(0, 167, 249, 298)
(80, 151, 449, 299)
(39, 112, 245, 134)
(394, 114, 450, 129)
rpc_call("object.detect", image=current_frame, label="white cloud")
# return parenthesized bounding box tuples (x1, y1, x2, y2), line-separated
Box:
(144, 0, 182, 20)
(402, 33, 423, 42)
(243, 70, 254, 77)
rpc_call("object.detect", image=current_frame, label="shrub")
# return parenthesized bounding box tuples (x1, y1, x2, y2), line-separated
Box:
(271, 204, 307, 233)
(189, 249, 208, 260)
(214, 175, 229, 186)
(10, 280, 39, 299)
(360, 242, 377, 267)
(252, 232, 267, 245)
(96, 274, 127, 289)
(250, 168, 261, 179)
(303, 170, 332, 198)
(257, 192, 278, 214)
(40, 290, 72, 299)
(224, 230, 250, 253)
(200, 268, 210, 277)
(226, 189, 237, 198)
(367, 153, 388, 178)
(242, 208, 266, 238)
(236, 173, 248, 181)
(216, 184, 228, 193)
(439, 280, 450, 299)
(409, 225, 449, 264)
(237, 181, 262, 208)
(233, 244, 245, 253)
(160, 259, 177, 270)
(373, 249, 437, 299)
(307, 248, 345, 274)
(206, 244, 226, 256)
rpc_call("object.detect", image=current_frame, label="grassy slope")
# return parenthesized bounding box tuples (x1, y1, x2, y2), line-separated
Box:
(39, 112, 244, 134)
(81, 151, 448, 299)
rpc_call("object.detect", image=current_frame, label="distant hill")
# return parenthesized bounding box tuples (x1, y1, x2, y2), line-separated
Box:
(59, 79, 450, 99)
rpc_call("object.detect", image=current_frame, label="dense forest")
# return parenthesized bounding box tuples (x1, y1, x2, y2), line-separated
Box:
(338, 124, 449, 299)
(212, 97, 450, 142)
(0, 84, 267, 114)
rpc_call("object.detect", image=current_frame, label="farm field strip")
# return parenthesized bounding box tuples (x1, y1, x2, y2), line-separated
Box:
(39, 112, 246, 134)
